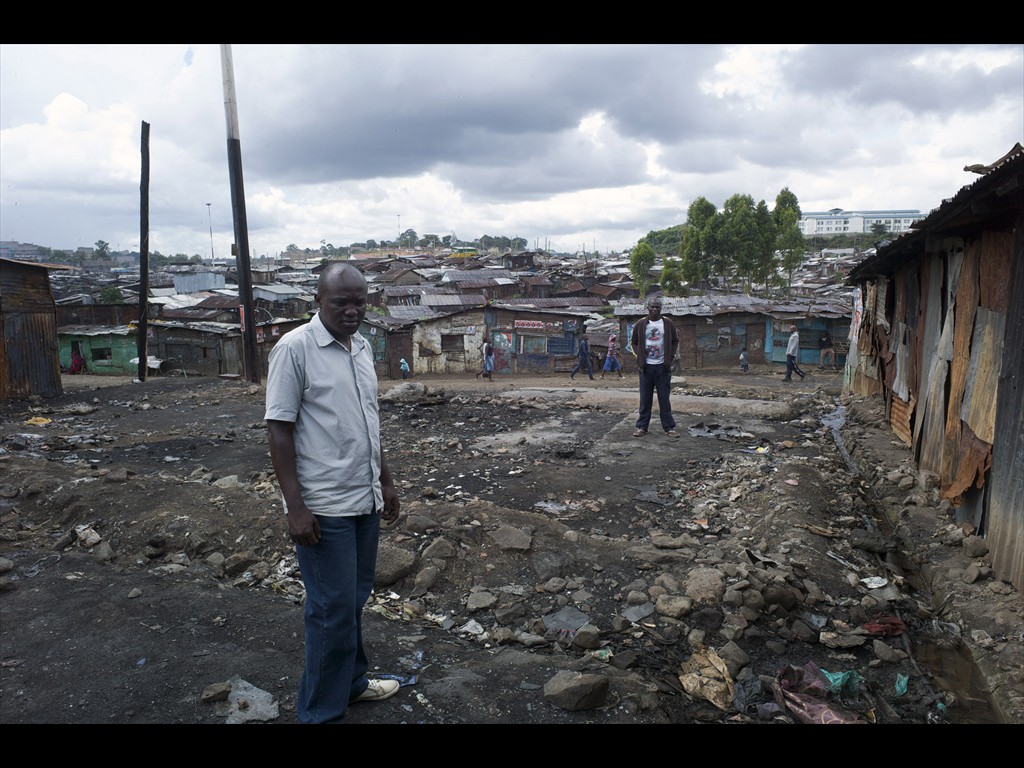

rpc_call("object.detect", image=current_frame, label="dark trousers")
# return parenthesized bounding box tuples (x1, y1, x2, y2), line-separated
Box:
(785, 354, 805, 380)
(570, 355, 593, 379)
(636, 363, 675, 431)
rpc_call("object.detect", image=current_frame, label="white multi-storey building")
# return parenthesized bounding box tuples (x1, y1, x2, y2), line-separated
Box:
(798, 208, 922, 237)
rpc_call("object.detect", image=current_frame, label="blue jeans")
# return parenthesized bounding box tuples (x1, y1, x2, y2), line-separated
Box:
(294, 512, 380, 723)
(637, 363, 675, 432)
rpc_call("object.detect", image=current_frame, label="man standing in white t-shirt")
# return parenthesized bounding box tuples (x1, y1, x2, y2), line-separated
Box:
(629, 296, 680, 438)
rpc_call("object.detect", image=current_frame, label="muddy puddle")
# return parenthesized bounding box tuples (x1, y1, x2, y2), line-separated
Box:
(913, 638, 1003, 723)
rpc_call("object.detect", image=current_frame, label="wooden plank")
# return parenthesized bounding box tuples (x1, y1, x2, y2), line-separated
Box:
(961, 307, 1005, 444)
(978, 231, 1012, 313)
(942, 421, 992, 501)
(890, 394, 914, 446)
(917, 358, 949, 474)
(913, 256, 943, 447)
(942, 242, 980, 487)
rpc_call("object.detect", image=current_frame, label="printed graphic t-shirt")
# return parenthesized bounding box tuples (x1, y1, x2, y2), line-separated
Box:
(644, 319, 666, 365)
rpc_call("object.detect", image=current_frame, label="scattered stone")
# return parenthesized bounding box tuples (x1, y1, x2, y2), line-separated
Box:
(684, 567, 726, 602)
(375, 542, 418, 586)
(571, 624, 601, 650)
(962, 535, 989, 558)
(654, 594, 693, 619)
(202, 681, 232, 703)
(466, 590, 497, 612)
(872, 638, 908, 663)
(488, 525, 532, 551)
(543, 670, 609, 711)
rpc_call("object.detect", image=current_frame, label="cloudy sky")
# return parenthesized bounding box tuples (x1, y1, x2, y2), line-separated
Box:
(2, 43, 1021, 258)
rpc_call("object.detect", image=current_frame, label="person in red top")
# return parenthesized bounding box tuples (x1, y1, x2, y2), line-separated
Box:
(69, 349, 87, 375)
(600, 334, 623, 379)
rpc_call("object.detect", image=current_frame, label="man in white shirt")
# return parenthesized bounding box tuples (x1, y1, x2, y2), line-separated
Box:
(629, 296, 680, 437)
(783, 324, 806, 382)
(265, 262, 401, 723)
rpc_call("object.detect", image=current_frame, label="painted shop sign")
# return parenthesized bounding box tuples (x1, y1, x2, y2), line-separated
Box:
(514, 319, 574, 332)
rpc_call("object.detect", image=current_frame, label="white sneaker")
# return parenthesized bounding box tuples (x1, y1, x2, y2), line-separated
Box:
(352, 678, 400, 703)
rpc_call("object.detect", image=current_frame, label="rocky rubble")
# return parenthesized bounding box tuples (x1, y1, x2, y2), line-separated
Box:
(1, 374, 1020, 724)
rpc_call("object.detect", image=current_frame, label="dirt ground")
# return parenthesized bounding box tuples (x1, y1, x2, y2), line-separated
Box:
(1, 365, 1021, 726)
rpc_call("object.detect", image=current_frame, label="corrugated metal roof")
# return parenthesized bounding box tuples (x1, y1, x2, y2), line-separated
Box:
(387, 306, 441, 320)
(58, 324, 135, 336)
(421, 294, 484, 307)
(496, 297, 605, 308)
(614, 293, 851, 318)
(1, 257, 77, 271)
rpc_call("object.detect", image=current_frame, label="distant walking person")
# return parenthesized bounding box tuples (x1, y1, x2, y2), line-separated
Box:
(600, 334, 623, 379)
(739, 347, 749, 374)
(570, 333, 595, 380)
(818, 330, 836, 369)
(783, 325, 806, 382)
(630, 296, 680, 438)
(476, 336, 495, 381)
(399, 357, 410, 380)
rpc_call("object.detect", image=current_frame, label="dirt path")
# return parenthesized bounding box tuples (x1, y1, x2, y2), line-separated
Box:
(1, 367, 1019, 725)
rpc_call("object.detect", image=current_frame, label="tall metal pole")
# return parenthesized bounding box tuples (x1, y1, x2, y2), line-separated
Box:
(206, 202, 215, 263)
(220, 44, 261, 384)
(137, 121, 151, 382)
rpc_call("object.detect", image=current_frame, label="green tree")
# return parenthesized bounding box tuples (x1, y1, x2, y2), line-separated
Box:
(776, 208, 806, 293)
(720, 194, 758, 291)
(772, 187, 801, 229)
(660, 256, 688, 296)
(639, 224, 685, 255)
(94, 240, 110, 258)
(869, 222, 888, 236)
(99, 286, 124, 303)
(752, 199, 778, 291)
(629, 241, 657, 298)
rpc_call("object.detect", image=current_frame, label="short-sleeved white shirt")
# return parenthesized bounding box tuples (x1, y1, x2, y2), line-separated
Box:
(264, 312, 382, 517)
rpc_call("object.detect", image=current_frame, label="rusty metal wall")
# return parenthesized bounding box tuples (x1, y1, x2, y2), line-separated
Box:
(1, 261, 62, 400)
(1, 311, 62, 399)
(987, 216, 1024, 590)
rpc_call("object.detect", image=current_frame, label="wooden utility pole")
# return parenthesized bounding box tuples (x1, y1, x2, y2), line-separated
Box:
(137, 120, 150, 381)
(220, 44, 261, 383)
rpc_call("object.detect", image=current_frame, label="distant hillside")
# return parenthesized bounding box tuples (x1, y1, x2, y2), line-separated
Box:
(639, 224, 685, 255)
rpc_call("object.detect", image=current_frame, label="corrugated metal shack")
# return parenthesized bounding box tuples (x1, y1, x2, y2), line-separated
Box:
(1, 258, 73, 399)
(846, 144, 1024, 590)
(58, 325, 138, 375)
(614, 294, 851, 372)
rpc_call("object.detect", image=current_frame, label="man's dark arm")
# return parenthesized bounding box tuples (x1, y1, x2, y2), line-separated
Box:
(379, 452, 400, 524)
(267, 419, 321, 546)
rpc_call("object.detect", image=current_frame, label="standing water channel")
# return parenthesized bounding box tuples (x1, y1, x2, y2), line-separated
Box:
(822, 404, 1003, 723)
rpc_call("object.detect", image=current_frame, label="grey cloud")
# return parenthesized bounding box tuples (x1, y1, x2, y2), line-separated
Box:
(233, 45, 724, 192)
(783, 44, 1024, 114)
